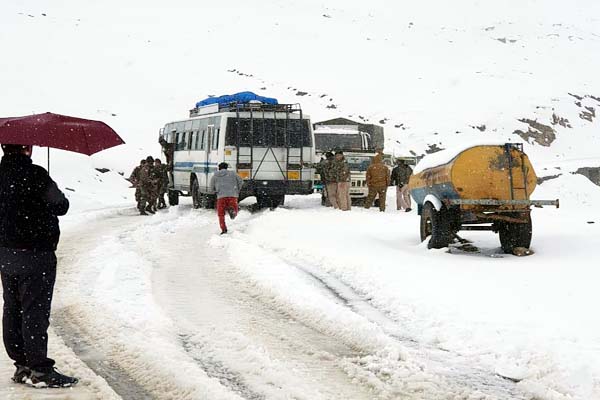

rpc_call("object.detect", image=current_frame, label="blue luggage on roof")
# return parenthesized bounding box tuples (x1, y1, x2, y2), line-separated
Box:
(196, 91, 279, 108)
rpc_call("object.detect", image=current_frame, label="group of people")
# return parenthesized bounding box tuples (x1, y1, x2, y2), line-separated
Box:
(318, 151, 413, 213)
(128, 156, 170, 215)
(364, 156, 413, 212)
(316, 150, 353, 211)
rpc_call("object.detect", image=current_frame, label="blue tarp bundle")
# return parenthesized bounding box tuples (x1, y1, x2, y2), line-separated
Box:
(195, 91, 279, 108)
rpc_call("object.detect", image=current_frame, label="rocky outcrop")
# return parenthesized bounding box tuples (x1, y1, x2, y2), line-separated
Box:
(513, 119, 556, 147)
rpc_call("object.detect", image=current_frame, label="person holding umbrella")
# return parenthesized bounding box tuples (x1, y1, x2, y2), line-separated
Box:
(0, 112, 124, 388)
(0, 144, 78, 387)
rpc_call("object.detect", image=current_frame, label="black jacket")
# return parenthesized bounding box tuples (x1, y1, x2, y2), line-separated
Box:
(0, 154, 69, 251)
(391, 164, 413, 187)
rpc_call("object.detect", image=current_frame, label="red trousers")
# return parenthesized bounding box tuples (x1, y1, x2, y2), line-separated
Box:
(216, 197, 239, 231)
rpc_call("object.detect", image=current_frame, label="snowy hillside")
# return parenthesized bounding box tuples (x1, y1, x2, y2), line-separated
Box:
(2, 0, 600, 198)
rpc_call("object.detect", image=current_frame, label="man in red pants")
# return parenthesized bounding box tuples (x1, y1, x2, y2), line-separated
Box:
(210, 162, 244, 234)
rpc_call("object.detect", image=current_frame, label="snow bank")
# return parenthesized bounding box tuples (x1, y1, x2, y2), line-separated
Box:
(228, 188, 600, 400)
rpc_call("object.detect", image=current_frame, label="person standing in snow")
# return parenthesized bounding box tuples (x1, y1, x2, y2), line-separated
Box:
(318, 152, 336, 207)
(154, 158, 169, 209)
(391, 158, 413, 212)
(210, 162, 244, 234)
(332, 150, 351, 211)
(129, 159, 146, 205)
(364, 153, 391, 212)
(322, 152, 338, 208)
(0, 144, 78, 388)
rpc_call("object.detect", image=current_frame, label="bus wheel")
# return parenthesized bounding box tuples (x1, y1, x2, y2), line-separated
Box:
(499, 213, 532, 254)
(420, 203, 452, 249)
(191, 179, 201, 209)
(201, 194, 216, 209)
(271, 195, 285, 208)
(168, 189, 179, 206)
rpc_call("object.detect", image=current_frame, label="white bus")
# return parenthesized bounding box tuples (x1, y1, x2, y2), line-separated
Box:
(159, 102, 315, 209)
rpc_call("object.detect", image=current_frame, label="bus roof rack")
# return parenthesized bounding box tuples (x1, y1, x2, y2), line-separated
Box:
(190, 102, 302, 118)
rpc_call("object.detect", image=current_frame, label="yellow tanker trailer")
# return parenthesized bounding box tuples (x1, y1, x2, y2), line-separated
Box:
(408, 143, 559, 253)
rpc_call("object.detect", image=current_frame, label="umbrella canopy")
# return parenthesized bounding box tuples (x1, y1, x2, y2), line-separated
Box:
(0, 112, 125, 156)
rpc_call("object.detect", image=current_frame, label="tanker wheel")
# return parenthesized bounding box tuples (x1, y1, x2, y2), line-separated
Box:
(191, 179, 201, 209)
(168, 189, 179, 206)
(498, 213, 532, 254)
(420, 202, 453, 249)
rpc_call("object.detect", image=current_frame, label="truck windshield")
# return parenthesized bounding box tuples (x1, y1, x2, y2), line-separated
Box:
(225, 118, 311, 147)
(346, 156, 373, 171)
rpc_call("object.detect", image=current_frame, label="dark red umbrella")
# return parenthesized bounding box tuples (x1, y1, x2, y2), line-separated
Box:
(0, 112, 125, 156)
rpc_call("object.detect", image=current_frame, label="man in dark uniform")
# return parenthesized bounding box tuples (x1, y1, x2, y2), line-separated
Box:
(129, 159, 146, 204)
(154, 159, 169, 209)
(137, 158, 154, 215)
(391, 158, 413, 212)
(0, 144, 78, 388)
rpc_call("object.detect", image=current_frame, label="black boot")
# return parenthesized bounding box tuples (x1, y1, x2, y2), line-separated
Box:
(27, 368, 79, 388)
(227, 208, 237, 220)
(145, 205, 155, 214)
(12, 365, 30, 384)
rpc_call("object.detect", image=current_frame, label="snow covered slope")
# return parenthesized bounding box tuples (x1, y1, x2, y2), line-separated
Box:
(1, 0, 599, 198)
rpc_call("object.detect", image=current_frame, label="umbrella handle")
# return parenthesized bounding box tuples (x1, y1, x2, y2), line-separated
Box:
(47, 147, 50, 173)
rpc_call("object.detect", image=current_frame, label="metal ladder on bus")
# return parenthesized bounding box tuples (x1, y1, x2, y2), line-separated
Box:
(285, 105, 304, 181)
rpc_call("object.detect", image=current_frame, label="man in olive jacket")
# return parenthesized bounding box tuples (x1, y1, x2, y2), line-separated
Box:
(0, 144, 78, 388)
(332, 151, 351, 211)
(364, 153, 391, 212)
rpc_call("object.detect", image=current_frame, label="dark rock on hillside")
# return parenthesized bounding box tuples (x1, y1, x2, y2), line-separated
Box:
(514, 119, 556, 147)
(426, 144, 444, 154)
(575, 167, 600, 186)
(552, 113, 571, 128)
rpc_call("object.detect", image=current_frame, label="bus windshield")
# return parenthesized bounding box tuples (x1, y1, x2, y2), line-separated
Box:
(346, 155, 373, 172)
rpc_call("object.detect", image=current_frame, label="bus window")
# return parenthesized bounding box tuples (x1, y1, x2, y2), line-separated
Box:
(207, 126, 217, 150)
(193, 131, 200, 150)
(179, 131, 187, 151)
(199, 130, 206, 150)
(175, 132, 180, 150)
(187, 132, 193, 150)
(289, 120, 312, 147)
(224, 118, 310, 147)
(212, 128, 220, 150)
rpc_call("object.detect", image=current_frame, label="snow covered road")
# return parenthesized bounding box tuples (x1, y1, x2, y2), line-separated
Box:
(52, 200, 528, 399)
(2, 181, 598, 399)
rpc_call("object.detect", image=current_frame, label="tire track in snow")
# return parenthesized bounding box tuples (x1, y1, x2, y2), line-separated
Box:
(139, 207, 377, 400)
(275, 255, 529, 400)
(54, 206, 247, 400)
(178, 334, 266, 400)
(53, 311, 156, 400)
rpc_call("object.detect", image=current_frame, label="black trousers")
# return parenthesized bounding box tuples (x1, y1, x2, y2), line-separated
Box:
(0, 247, 57, 370)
